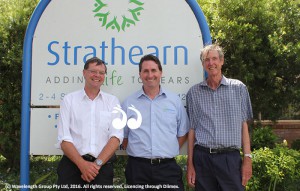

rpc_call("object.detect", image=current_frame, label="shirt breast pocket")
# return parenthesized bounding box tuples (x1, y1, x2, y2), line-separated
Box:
(162, 112, 177, 134)
(97, 111, 112, 137)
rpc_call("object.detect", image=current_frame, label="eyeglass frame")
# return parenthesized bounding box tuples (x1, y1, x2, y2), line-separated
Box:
(85, 69, 106, 76)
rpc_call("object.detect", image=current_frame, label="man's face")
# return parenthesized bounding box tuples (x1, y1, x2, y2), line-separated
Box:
(202, 50, 224, 76)
(83, 62, 106, 89)
(139, 60, 162, 89)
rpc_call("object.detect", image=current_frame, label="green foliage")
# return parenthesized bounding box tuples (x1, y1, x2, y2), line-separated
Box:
(197, 0, 300, 120)
(0, 155, 189, 191)
(113, 155, 127, 186)
(0, 155, 59, 191)
(30, 156, 61, 186)
(176, 155, 189, 190)
(291, 139, 300, 151)
(247, 145, 300, 191)
(251, 126, 279, 150)
(2, 153, 300, 191)
(0, 0, 39, 168)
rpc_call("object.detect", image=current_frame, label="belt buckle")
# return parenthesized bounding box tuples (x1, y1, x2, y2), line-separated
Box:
(209, 148, 217, 154)
(151, 158, 160, 164)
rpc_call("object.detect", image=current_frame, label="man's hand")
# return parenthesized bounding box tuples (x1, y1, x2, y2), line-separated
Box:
(78, 160, 100, 182)
(241, 157, 252, 186)
(187, 163, 196, 188)
(121, 138, 128, 150)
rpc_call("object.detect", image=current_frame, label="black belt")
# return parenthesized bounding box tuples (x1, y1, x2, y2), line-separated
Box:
(195, 145, 239, 154)
(129, 156, 175, 165)
(82, 154, 116, 164)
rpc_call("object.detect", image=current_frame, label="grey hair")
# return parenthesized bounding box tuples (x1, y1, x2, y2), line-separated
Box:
(200, 44, 224, 62)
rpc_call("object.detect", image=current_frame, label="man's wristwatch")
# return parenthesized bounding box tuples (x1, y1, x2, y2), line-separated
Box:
(95, 159, 103, 166)
(244, 153, 252, 159)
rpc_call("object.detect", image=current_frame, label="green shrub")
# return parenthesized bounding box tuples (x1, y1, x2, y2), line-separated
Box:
(0, 155, 189, 191)
(0, 0, 39, 169)
(291, 139, 300, 151)
(251, 126, 279, 150)
(2, 152, 300, 191)
(247, 145, 300, 191)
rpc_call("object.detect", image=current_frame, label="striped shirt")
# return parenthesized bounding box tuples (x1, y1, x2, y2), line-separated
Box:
(186, 75, 253, 149)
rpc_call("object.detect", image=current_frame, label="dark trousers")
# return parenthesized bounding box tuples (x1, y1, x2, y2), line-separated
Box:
(57, 155, 113, 191)
(125, 156, 184, 191)
(193, 146, 244, 191)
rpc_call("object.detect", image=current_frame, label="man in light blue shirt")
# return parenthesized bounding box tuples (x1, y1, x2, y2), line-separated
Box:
(122, 54, 189, 190)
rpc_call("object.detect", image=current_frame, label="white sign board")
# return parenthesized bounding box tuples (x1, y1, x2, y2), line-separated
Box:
(30, 108, 61, 155)
(31, 0, 203, 106)
(28, 0, 209, 155)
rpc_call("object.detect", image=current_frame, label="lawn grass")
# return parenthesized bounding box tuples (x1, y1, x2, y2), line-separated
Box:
(0, 155, 193, 191)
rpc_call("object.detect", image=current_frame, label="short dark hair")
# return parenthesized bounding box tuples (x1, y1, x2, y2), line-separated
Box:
(139, 54, 162, 72)
(84, 57, 107, 73)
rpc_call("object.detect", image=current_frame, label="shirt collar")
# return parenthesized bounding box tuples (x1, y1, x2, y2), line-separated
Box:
(81, 88, 102, 100)
(200, 75, 229, 87)
(136, 86, 166, 99)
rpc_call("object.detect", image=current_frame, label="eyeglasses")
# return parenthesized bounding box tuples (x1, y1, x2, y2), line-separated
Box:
(86, 70, 106, 75)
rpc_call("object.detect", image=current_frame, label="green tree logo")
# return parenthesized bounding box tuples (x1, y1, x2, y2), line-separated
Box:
(93, 0, 144, 32)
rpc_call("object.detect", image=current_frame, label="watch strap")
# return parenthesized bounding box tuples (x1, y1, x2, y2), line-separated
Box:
(244, 153, 252, 159)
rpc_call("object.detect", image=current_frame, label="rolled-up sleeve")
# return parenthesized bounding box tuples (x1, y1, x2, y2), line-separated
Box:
(177, 99, 190, 137)
(108, 98, 124, 144)
(55, 97, 74, 149)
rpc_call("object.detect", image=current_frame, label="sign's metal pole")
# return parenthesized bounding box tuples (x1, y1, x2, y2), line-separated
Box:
(20, 1, 51, 190)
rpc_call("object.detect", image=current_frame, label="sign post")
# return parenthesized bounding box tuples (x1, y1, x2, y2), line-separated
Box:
(20, 0, 211, 188)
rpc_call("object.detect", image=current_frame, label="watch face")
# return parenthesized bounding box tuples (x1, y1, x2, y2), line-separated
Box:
(96, 159, 103, 166)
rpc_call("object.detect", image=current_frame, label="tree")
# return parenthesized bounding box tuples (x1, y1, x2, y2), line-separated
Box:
(0, 0, 39, 168)
(197, 0, 300, 120)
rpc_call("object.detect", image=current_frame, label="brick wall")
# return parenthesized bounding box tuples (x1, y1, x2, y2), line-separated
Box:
(256, 120, 300, 147)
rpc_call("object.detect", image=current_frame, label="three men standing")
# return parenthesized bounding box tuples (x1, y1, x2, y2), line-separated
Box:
(56, 44, 253, 191)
